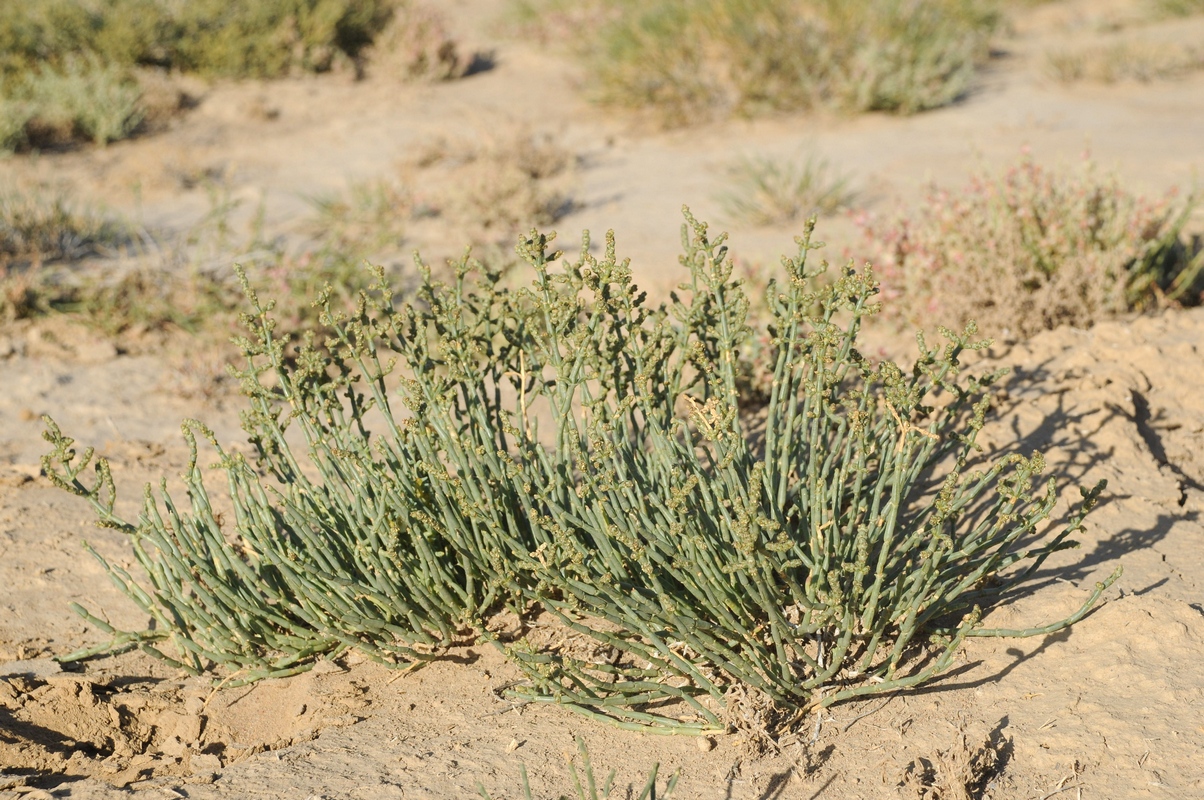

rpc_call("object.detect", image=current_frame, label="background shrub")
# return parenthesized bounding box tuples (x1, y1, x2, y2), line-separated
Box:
(1151, 0, 1204, 17)
(516, 0, 1001, 126)
(1045, 41, 1204, 84)
(0, 185, 131, 269)
(718, 153, 855, 226)
(0, 0, 394, 80)
(168, 0, 395, 78)
(0, 182, 392, 337)
(21, 57, 144, 146)
(407, 129, 578, 242)
(858, 153, 1204, 339)
(0, 95, 33, 153)
(0, 0, 465, 149)
(366, 1, 468, 81)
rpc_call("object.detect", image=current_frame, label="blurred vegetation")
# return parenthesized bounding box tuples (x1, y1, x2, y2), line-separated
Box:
(1046, 40, 1204, 84)
(0, 0, 394, 80)
(717, 153, 856, 226)
(1152, 0, 1204, 16)
(511, 0, 1002, 126)
(0, 182, 408, 343)
(858, 154, 1204, 339)
(0, 185, 134, 269)
(0, 0, 465, 151)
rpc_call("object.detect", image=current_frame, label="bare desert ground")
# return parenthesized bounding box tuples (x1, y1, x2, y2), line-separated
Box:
(2, 1, 1204, 798)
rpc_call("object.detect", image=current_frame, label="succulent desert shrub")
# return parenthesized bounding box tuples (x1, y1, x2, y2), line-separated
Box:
(46, 211, 1118, 735)
(516, 0, 1000, 126)
(0, 58, 144, 150)
(0, 1, 472, 149)
(719, 153, 855, 226)
(0, 0, 170, 80)
(0, 0, 465, 102)
(858, 154, 1203, 339)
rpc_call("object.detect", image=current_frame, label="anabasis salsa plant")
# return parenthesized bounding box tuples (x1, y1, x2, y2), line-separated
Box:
(44, 211, 1120, 733)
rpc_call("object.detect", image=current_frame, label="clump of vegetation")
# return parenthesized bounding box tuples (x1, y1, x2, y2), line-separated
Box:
(45, 210, 1119, 736)
(166, 0, 394, 78)
(0, 0, 467, 150)
(859, 153, 1204, 339)
(514, 0, 1001, 126)
(718, 153, 855, 226)
(0, 0, 394, 81)
(367, 1, 469, 81)
(304, 128, 574, 256)
(0, 186, 132, 269)
(0, 96, 34, 153)
(306, 179, 417, 258)
(1, 60, 144, 152)
(0, 182, 391, 338)
(0, 185, 245, 332)
(19, 57, 145, 147)
(901, 723, 1005, 800)
(1045, 41, 1204, 84)
(413, 129, 577, 241)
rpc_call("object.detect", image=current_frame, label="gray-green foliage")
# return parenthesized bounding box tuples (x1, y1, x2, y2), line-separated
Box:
(21, 57, 144, 145)
(44, 211, 1119, 732)
(0, 58, 143, 150)
(0, 0, 395, 81)
(0, 95, 33, 153)
(519, 0, 1000, 125)
(0, 0, 416, 149)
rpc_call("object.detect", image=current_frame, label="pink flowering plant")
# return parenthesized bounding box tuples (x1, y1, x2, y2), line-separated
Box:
(858, 153, 1202, 339)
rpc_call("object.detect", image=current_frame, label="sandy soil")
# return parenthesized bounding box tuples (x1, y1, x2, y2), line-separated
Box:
(3, 0, 1204, 797)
